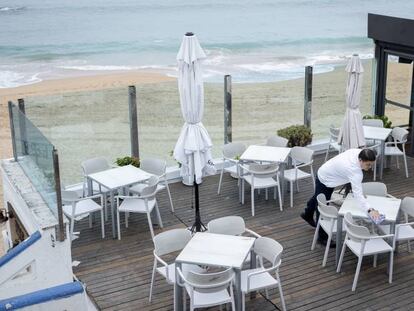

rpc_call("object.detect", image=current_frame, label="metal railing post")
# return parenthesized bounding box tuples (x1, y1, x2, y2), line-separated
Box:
(224, 75, 232, 144)
(8, 101, 18, 161)
(128, 85, 139, 158)
(53, 148, 65, 242)
(304, 66, 313, 128)
(17, 98, 28, 155)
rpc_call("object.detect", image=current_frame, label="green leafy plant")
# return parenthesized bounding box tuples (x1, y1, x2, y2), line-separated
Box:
(234, 155, 241, 160)
(277, 125, 313, 147)
(362, 115, 392, 128)
(115, 156, 140, 168)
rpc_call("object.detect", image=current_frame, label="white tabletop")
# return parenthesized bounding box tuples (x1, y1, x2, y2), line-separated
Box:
(176, 232, 256, 269)
(363, 126, 392, 141)
(240, 145, 291, 163)
(339, 195, 401, 222)
(87, 165, 152, 190)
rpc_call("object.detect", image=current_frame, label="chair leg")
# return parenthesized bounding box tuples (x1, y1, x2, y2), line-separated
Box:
(104, 194, 109, 222)
(165, 182, 175, 212)
(100, 210, 105, 239)
(290, 181, 293, 208)
(336, 240, 347, 273)
(277, 183, 283, 211)
(373, 254, 377, 268)
(155, 202, 163, 228)
(324, 145, 331, 162)
(396, 155, 400, 169)
(242, 180, 245, 205)
(241, 292, 245, 311)
(277, 274, 287, 311)
(251, 187, 255, 216)
(352, 256, 363, 291)
(218, 167, 225, 194)
(149, 258, 157, 302)
(389, 250, 394, 284)
(125, 212, 129, 228)
(322, 234, 332, 267)
(229, 285, 236, 311)
(373, 160, 377, 181)
(70, 218, 75, 242)
(89, 213, 93, 228)
(146, 212, 155, 239)
(403, 154, 409, 178)
(274, 186, 277, 200)
(117, 210, 121, 240)
(311, 221, 320, 251)
(296, 179, 300, 192)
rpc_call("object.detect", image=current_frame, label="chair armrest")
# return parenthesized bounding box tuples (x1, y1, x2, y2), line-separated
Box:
(175, 267, 187, 287)
(246, 266, 278, 292)
(369, 234, 394, 240)
(385, 141, 403, 147)
(245, 228, 261, 238)
(386, 194, 397, 199)
(115, 195, 141, 200)
(76, 194, 104, 203)
(154, 252, 169, 279)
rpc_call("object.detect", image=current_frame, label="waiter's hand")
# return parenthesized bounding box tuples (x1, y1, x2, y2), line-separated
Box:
(368, 208, 380, 221)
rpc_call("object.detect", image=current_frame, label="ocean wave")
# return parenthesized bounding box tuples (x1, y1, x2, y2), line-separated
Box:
(0, 71, 41, 88)
(0, 6, 26, 12)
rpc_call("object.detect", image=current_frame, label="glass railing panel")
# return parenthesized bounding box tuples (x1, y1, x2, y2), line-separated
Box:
(25, 88, 130, 185)
(312, 60, 373, 140)
(232, 78, 305, 146)
(11, 105, 57, 216)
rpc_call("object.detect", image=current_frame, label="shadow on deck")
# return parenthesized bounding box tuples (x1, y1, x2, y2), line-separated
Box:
(72, 154, 414, 311)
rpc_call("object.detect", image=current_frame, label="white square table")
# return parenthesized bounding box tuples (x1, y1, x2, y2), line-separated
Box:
(363, 126, 392, 180)
(87, 165, 153, 238)
(335, 194, 401, 266)
(174, 232, 256, 311)
(239, 145, 291, 203)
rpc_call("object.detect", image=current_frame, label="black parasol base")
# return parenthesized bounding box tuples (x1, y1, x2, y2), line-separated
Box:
(190, 176, 207, 233)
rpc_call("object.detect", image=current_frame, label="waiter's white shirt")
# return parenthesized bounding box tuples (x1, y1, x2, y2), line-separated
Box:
(318, 149, 370, 212)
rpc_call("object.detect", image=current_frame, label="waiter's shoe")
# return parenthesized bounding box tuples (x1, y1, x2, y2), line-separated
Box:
(318, 238, 336, 248)
(300, 212, 316, 228)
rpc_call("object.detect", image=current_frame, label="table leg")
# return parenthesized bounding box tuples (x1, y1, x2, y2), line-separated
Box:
(336, 215, 343, 267)
(174, 262, 183, 311)
(110, 190, 116, 239)
(250, 249, 257, 299)
(234, 268, 242, 311)
(380, 140, 385, 180)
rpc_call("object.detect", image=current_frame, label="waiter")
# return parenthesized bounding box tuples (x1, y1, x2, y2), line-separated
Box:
(301, 148, 380, 245)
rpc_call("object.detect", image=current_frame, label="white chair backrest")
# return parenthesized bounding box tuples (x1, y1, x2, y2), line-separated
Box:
(153, 228, 192, 256)
(222, 142, 246, 159)
(362, 182, 387, 197)
(291, 146, 314, 165)
(81, 157, 110, 175)
(266, 135, 289, 147)
(207, 216, 246, 236)
(401, 197, 414, 218)
(317, 193, 338, 218)
(392, 127, 409, 143)
(61, 190, 80, 204)
(329, 125, 340, 141)
(248, 163, 279, 179)
(362, 119, 384, 128)
(185, 268, 234, 293)
(140, 158, 166, 177)
(344, 213, 371, 242)
(140, 176, 159, 197)
(254, 237, 283, 266)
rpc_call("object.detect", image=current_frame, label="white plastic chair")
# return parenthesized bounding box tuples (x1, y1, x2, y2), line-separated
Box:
(311, 194, 345, 267)
(207, 216, 261, 238)
(149, 228, 205, 302)
(384, 127, 409, 178)
(336, 213, 394, 291)
(379, 197, 414, 252)
(365, 143, 381, 181)
(240, 237, 286, 311)
(61, 190, 105, 241)
(361, 182, 395, 198)
(129, 158, 174, 213)
(266, 135, 289, 147)
(283, 146, 315, 207)
(176, 267, 235, 311)
(115, 176, 163, 240)
(218, 142, 246, 194)
(324, 125, 341, 162)
(240, 163, 282, 216)
(81, 157, 111, 220)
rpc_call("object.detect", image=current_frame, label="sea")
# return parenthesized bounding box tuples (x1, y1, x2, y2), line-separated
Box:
(1, 0, 414, 88)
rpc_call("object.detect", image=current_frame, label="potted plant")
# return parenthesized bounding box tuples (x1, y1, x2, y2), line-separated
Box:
(277, 125, 313, 147)
(115, 156, 140, 168)
(362, 114, 392, 128)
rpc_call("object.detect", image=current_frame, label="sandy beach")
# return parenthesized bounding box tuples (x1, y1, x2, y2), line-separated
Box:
(0, 61, 412, 208)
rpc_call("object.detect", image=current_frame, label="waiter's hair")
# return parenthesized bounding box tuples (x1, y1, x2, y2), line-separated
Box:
(358, 148, 376, 162)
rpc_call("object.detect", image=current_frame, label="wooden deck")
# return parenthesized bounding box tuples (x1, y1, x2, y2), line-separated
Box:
(72, 154, 414, 311)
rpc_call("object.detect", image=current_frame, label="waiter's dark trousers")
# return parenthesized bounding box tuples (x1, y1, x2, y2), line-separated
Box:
(305, 177, 335, 240)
